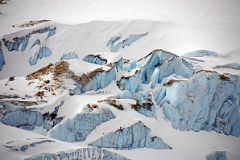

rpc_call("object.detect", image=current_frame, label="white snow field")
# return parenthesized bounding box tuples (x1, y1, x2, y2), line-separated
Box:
(0, 0, 240, 160)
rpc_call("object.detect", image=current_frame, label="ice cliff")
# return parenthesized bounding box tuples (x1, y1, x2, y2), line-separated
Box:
(90, 121, 171, 149)
(70, 66, 116, 95)
(115, 90, 156, 117)
(2, 26, 56, 52)
(24, 147, 130, 160)
(154, 71, 240, 136)
(48, 106, 115, 142)
(0, 42, 5, 71)
(140, 49, 194, 84)
(29, 46, 52, 65)
(206, 151, 227, 160)
(117, 68, 142, 92)
(83, 52, 123, 70)
(107, 33, 148, 52)
(0, 101, 64, 131)
(183, 50, 219, 57)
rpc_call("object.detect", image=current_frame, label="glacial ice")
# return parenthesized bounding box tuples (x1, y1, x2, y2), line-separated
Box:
(24, 147, 130, 160)
(154, 71, 240, 136)
(214, 63, 240, 70)
(60, 52, 79, 61)
(150, 56, 194, 84)
(70, 67, 116, 95)
(30, 39, 41, 48)
(29, 46, 52, 65)
(0, 42, 5, 71)
(2, 26, 56, 52)
(115, 90, 156, 117)
(1, 101, 64, 131)
(5, 138, 54, 152)
(141, 49, 178, 84)
(83, 54, 108, 65)
(3, 36, 29, 51)
(48, 106, 115, 142)
(117, 68, 142, 92)
(122, 60, 137, 71)
(206, 151, 227, 160)
(106, 36, 121, 48)
(83, 52, 123, 70)
(107, 33, 148, 52)
(183, 50, 219, 57)
(90, 121, 171, 149)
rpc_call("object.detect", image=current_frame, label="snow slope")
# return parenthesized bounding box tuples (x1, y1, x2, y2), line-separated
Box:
(0, 0, 240, 160)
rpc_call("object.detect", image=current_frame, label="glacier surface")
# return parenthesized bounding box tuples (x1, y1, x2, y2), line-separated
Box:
(206, 151, 227, 160)
(24, 147, 130, 160)
(154, 71, 240, 136)
(48, 106, 115, 142)
(90, 121, 171, 149)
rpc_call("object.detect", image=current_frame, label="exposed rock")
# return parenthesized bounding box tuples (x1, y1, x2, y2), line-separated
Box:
(17, 20, 50, 28)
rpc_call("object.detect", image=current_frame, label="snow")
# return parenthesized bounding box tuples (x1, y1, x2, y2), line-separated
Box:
(0, 0, 240, 159)
(84, 52, 122, 64)
(68, 59, 111, 75)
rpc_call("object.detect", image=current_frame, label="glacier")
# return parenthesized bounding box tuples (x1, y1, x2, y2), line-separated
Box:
(48, 106, 115, 142)
(115, 90, 156, 117)
(83, 52, 123, 70)
(214, 63, 240, 70)
(140, 49, 195, 85)
(2, 26, 56, 52)
(24, 147, 130, 160)
(60, 52, 79, 61)
(90, 121, 171, 149)
(5, 138, 55, 152)
(206, 151, 227, 160)
(30, 39, 41, 48)
(154, 71, 240, 136)
(122, 60, 137, 71)
(117, 68, 142, 92)
(29, 46, 52, 65)
(1, 101, 64, 131)
(107, 33, 148, 52)
(0, 42, 5, 71)
(149, 56, 194, 85)
(140, 49, 179, 84)
(183, 50, 219, 57)
(70, 67, 116, 95)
